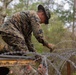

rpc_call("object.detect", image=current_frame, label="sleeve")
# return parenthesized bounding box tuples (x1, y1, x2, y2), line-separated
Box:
(30, 12, 49, 47)
(25, 34, 36, 52)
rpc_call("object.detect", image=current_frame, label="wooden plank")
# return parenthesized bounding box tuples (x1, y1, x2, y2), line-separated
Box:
(0, 59, 35, 67)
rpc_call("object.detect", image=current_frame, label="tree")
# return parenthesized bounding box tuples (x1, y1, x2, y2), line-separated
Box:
(0, 0, 13, 25)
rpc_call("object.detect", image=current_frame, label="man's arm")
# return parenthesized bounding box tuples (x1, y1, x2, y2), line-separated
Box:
(30, 12, 52, 50)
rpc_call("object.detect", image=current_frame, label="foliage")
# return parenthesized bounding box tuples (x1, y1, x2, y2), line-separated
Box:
(73, 73, 76, 75)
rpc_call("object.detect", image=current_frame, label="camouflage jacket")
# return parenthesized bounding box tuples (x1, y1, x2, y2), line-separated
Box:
(0, 10, 48, 52)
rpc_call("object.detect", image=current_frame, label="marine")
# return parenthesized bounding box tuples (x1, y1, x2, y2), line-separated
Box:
(0, 5, 54, 52)
(0, 5, 55, 75)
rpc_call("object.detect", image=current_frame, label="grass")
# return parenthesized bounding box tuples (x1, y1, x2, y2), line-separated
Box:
(73, 73, 76, 75)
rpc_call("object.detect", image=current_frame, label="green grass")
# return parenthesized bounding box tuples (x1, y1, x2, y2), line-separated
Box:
(73, 72, 76, 75)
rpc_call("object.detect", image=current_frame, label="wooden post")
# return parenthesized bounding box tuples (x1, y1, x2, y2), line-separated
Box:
(67, 62, 71, 75)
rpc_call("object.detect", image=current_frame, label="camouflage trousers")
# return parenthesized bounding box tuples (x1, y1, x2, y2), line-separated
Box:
(0, 31, 28, 52)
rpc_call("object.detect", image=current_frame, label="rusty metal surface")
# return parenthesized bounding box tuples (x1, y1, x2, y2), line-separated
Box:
(0, 51, 36, 67)
(0, 59, 35, 67)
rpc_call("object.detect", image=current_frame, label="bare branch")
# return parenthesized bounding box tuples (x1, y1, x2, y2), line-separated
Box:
(6, 0, 13, 7)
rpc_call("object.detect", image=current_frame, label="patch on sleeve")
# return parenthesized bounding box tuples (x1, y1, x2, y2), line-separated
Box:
(37, 29, 43, 34)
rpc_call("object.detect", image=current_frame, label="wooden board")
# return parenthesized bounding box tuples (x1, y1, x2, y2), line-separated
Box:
(0, 59, 35, 67)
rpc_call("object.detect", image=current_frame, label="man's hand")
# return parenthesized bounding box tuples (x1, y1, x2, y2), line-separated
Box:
(38, 64, 47, 75)
(47, 43, 55, 52)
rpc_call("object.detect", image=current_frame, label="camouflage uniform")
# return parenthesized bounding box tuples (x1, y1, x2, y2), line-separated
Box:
(0, 10, 48, 52)
(22, 67, 39, 75)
